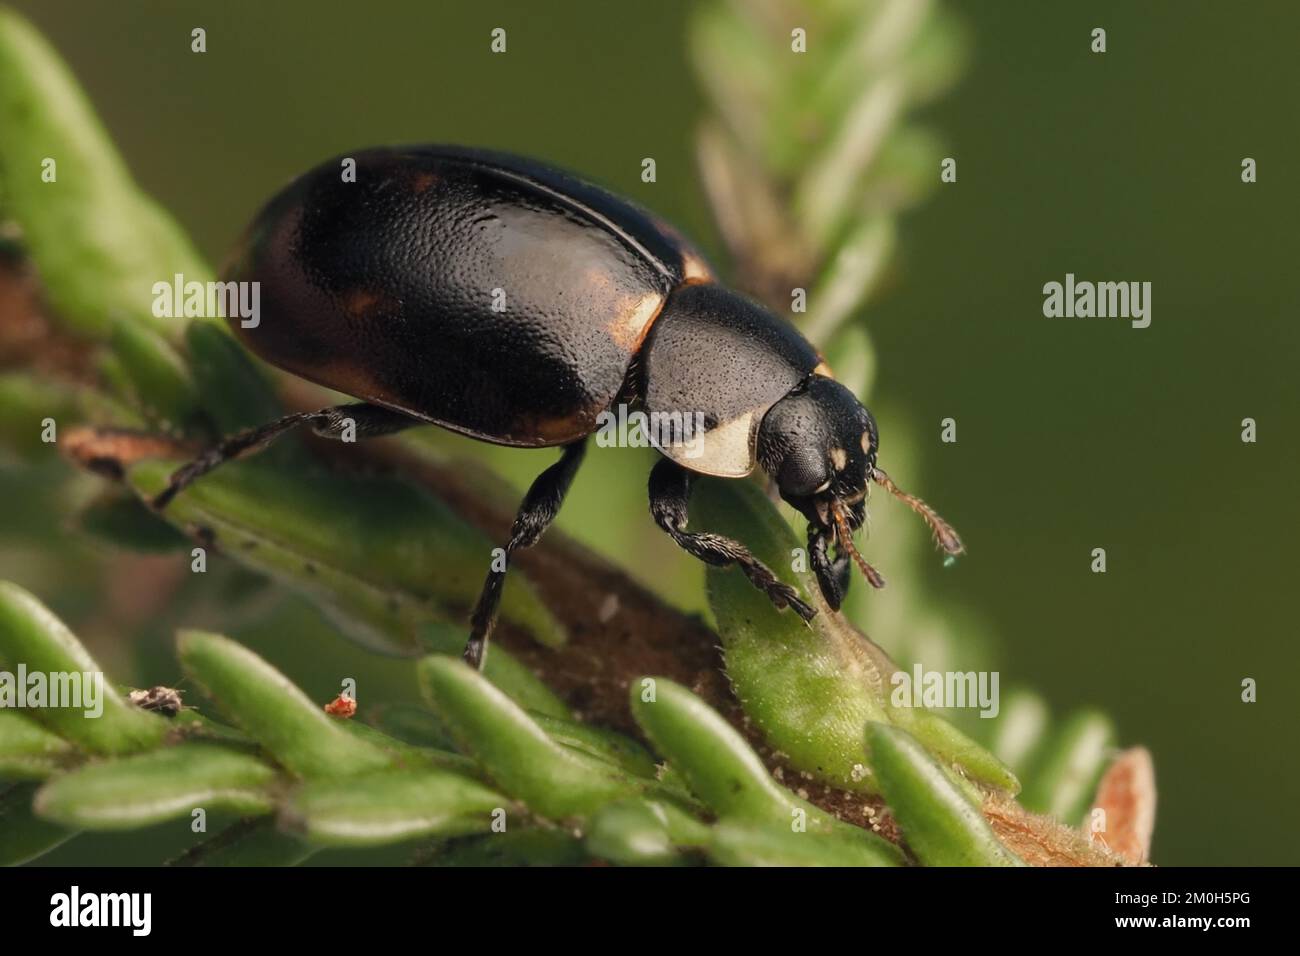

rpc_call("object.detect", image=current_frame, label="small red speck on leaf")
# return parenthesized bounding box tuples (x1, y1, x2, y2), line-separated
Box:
(324, 694, 357, 718)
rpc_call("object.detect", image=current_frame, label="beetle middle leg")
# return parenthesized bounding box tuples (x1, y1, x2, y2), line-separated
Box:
(463, 439, 588, 670)
(649, 458, 815, 622)
(152, 403, 420, 509)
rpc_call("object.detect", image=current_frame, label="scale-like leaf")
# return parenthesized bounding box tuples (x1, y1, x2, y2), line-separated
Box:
(629, 676, 905, 863)
(586, 797, 709, 866)
(1020, 710, 1115, 823)
(107, 319, 203, 430)
(709, 821, 900, 867)
(0, 783, 76, 865)
(34, 742, 277, 829)
(0, 709, 75, 778)
(0, 7, 210, 342)
(281, 768, 505, 847)
(418, 657, 643, 819)
(0, 581, 166, 754)
(130, 461, 565, 657)
(178, 629, 394, 779)
(418, 624, 569, 717)
(690, 480, 1016, 794)
(170, 818, 317, 867)
(867, 723, 1023, 866)
(425, 829, 588, 867)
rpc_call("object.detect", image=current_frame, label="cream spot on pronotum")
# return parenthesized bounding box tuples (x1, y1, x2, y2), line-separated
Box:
(829, 447, 847, 471)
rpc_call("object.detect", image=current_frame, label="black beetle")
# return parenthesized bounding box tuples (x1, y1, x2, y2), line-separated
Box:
(154, 146, 963, 668)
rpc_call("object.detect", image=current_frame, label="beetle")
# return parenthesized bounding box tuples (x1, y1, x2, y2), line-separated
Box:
(153, 146, 963, 669)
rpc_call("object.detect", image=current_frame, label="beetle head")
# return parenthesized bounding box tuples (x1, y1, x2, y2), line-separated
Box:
(758, 375, 877, 530)
(758, 375, 963, 609)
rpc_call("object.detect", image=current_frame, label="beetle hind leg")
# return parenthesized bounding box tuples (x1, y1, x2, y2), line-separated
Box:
(463, 440, 587, 670)
(649, 458, 816, 622)
(151, 403, 419, 510)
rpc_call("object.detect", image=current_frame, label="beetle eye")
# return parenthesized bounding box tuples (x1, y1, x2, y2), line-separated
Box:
(778, 449, 829, 498)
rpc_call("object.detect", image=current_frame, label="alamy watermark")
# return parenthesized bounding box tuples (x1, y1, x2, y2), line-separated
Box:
(1042, 273, 1151, 329)
(50, 886, 151, 936)
(152, 273, 261, 328)
(594, 403, 707, 459)
(0, 665, 103, 718)
(891, 664, 1000, 719)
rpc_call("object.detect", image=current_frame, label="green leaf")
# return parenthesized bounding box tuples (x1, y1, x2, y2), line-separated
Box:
(0, 7, 210, 342)
(867, 722, 1024, 866)
(418, 657, 643, 819)
(861, 125, 946, 216)
(0, 782, 76, 865)
(822, 322, 876, 400)
(425, 828, 588, 867)
(129, 460, 565, 656)
(628, 676, 905, 862)
(1020, 710, 1115, 823)
(901, 5, 970, 105)
(0, 581, 167, 754)
(586, 797, 709, 866)
(0, 709, 75, 778)
(691, 479, 1017, 794)
(184, 321, 282, 434)
(33, 742, 277, 829)
(708, 821, 900, 867)
(691, 480, 890, 793)
(170, 818, 317, 867)
(281, 768, 504, 847)
(629, 675, 804, 821)
(339, 719, 478, 776)
(177, 629, 395, 779)
(987, 688, 1051, 774)
(0, 373, 88, 460)
(107, 319, 203, 430)
(365, 701, 458, 751)
(418, 624, 569, 718)
(75, 492, 189, 553)
(887, 708, 1020, 794)
(804, 217, 896, 345)
(529, 712, 662, 781)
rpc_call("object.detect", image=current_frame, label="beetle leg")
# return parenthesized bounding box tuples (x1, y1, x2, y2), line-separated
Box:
(151, 403, 419, 509)
(808, 525, 851, 611)
(648, 458, 816, 622)
(463, 440, 588, 670)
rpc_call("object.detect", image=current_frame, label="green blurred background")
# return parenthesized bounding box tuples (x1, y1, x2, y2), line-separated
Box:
(2, 0, 1296, 865)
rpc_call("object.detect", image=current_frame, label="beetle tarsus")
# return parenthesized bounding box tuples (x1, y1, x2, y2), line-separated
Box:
(151, 403, 418, 510)
(463, 440, 587, 670)
(649, 458, 816, 622)
(777, 585, 817, 622)
(462, 635, 487, 670)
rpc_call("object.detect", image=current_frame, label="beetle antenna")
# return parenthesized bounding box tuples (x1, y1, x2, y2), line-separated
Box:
(831, 501, 886, 589)
(871, 467, 964, 556)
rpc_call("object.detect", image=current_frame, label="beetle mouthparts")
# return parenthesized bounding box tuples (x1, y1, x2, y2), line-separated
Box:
(831, 500, 886, 590)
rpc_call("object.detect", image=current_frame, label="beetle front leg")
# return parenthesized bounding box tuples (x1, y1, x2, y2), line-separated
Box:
(648, 458, 815, 622)
(152, 403, 420, 509)
(463, 440, 587, 670)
